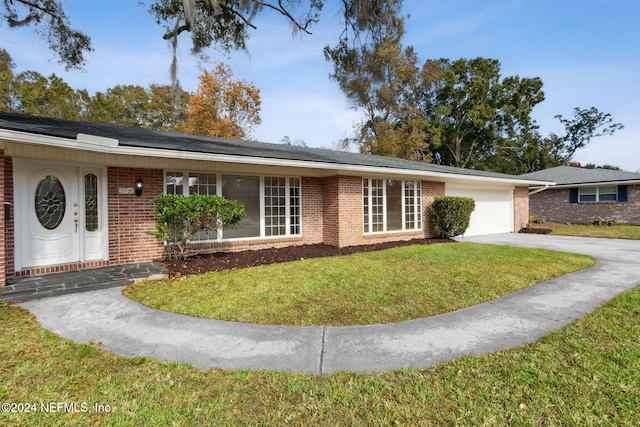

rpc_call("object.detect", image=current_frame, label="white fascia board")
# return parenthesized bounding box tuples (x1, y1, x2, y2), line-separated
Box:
(542, 181, 640, 188)
(1, 128, 551, 186)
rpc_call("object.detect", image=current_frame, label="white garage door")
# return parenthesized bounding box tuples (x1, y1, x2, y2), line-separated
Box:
(445, 185, 514, 236)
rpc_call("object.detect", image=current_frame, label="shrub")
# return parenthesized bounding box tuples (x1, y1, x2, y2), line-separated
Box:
(529, 213, 546, 226)
(430, 196, 475, 238)
(592, 216, 617, 227)
(148, 194, 246, 260)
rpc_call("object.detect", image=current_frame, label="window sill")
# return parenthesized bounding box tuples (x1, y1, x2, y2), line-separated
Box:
(363, 229, 423, 238)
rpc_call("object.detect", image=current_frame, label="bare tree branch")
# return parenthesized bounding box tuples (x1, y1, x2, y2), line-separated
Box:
(259, 0, 317, 34)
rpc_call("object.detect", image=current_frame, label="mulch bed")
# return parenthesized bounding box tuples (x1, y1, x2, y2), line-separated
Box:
(518, 227, 553, 235)
(164, 238, 453, 278)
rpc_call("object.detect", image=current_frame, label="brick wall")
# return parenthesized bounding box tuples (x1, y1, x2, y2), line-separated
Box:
(334, 176, 363, 247)
(321, 177, 446, 247)
(3, 155, 13, 282)
(423, 181, 445, 237)
(321, 176, 340, 246)
(530, 185, 640, 225)
(108, 167, 165, 264)
(301, 177, 324, 245)
(0, 151, 4, 287)
(513, 186, 530, 231)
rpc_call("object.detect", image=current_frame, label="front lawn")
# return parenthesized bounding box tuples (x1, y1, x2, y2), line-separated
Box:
(124, 243, 594, 325)
(546, 222, 640, 240)
(2, 283, 638, 425)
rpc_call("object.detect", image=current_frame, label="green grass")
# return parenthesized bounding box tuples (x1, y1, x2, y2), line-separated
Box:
(2, 282, 639, 425)
(546, 222, 640, 240)
(124, 243, 594, 325)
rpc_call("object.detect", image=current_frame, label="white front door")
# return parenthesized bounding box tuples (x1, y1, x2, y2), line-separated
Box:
(14, 159, 108, 270)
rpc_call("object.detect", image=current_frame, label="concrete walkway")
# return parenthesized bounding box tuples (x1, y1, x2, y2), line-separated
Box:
(19, 234, 640, 373)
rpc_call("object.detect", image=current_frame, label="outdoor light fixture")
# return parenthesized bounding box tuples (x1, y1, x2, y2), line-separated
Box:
(135, 177, 143, 197)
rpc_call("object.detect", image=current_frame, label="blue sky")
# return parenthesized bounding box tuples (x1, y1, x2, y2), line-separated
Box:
(1, 0, 638, 171)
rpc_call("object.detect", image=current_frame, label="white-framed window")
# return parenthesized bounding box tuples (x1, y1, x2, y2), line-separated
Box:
(164, 171, 302, 241)
(264, 176, 301, 237)
(578, 186, 617, 202)
(363, 178, 422, 234)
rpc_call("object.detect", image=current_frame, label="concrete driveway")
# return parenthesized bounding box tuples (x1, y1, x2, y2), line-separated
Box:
(20, 234, 640, 373)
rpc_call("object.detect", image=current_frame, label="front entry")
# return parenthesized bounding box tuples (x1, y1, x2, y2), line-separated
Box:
(14, 159, 108, 271)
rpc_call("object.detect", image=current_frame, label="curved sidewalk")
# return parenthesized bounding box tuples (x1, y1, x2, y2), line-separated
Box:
(20, 234, 640, 373)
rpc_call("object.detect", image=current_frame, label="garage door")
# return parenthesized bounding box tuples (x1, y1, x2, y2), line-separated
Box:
(445, 185, 514, 236)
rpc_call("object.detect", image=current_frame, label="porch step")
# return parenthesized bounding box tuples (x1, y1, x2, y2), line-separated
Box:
(1, 263, 168, 303)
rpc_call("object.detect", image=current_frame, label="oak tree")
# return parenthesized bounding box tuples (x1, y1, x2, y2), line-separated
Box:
(325, 16, 433, 162)
(1, 0, 403, 77)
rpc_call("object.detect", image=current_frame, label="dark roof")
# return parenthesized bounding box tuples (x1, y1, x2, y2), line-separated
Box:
(521, 166, 640, 186)
(0, 112, 537, 182)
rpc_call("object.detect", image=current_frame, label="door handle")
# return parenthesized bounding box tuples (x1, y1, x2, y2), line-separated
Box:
(73, 212, 78, 232)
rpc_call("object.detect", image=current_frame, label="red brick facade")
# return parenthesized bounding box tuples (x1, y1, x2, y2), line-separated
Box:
(530, 185, 640, 225)
(0, 151, 5, 288)
(0, 161, 529, 287)
(514, 186, 530, 231)
(107, 167, 166, 264)
(2, 155, 13, 282)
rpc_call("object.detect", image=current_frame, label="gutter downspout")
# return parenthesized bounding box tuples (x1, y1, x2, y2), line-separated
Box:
(529, 184, 551, 196)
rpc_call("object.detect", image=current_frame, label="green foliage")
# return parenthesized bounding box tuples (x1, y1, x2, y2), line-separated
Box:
(1, 0, 93, 69)
(84, 84, 190, 131)
(148, 193, 246, 260)
(0, 49, 190, 132)
(325, 19, 431, 162)
(430, 196, 475, 238)
(3, 280, 640, 425)
(326, 25, 624, 175)
(10, 70, 85, 119)
(545, 107, 624, 162)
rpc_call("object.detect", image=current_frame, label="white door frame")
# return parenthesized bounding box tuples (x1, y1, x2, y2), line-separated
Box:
(14, 158, 109, 270)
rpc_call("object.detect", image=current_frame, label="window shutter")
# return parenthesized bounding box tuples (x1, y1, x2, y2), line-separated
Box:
(569, 188, 579, 203)
(618, 185, 628, 202)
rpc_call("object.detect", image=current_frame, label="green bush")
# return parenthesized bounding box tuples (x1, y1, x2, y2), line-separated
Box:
(430, 196, 475, 238)
(148, 194, 246, 260)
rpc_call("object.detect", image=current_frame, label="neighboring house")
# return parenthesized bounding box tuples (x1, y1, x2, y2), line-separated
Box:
(521, 166, 640, 225)
(0, 112, 549, 287)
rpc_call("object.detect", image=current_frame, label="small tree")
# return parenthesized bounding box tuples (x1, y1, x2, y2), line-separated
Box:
(185, 63, 261, 139)
(149, 194, 246, 260)
(430, 196, 475, 238)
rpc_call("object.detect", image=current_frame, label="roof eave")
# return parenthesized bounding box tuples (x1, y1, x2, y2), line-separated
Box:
(533, 181, 640, 189)
(0, 128, 549, 186)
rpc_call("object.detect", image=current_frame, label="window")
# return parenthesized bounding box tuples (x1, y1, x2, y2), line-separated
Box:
(189, 173, 216, 195)
(363, 179, 384, 232)
(404, 181, 421, 230)
(222, 175, 261, 239)
(35, 175, 66, 230)
(264, 177, 301, 236)
(289, 178, 301, 235)
(84, 173, 99, 232)
(579, 186, 617, 202)
(165, 171, 301, 241)
(363, 179, 422, 234)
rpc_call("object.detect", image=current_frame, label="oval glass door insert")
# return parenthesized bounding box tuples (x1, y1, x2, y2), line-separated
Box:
(34, 175, 66, 230)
